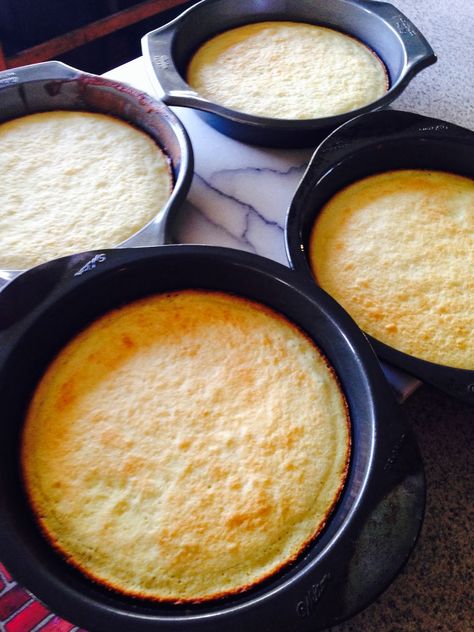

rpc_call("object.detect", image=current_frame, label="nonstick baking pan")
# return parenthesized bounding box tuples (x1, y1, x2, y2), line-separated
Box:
(285, 109, 474, 405)
(0, 60, 193, 286)
(142, 0, 436, 147)
(0, 245, 424, 631)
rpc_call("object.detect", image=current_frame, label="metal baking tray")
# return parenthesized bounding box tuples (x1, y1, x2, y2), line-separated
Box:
(0, 245, 424, 631)
(285, 109, 474, 405)
(0, 60, 193, 288)
(142, 0, 436, 147)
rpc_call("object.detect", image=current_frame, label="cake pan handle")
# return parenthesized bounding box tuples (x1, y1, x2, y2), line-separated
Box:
(365, 0, 436, 76)
(0, 60, 81, 90)
(0, 249, 125, 335)
(301, 110, 472, 186)
(141, 22, 218, 110)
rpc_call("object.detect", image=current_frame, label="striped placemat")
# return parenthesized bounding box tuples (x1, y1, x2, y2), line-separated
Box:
(0, 562, 83, 632)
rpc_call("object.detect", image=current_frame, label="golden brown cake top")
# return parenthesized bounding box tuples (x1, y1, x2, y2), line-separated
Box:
(22, 290, 350, 602)
(309, 170, 474, 370)
(0, 111, 173, 269)
(187, 21, 388, 119)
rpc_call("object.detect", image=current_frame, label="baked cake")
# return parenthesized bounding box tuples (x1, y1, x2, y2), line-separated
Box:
(22, 290, 350, 602)
(0, 111, 173, 269)
(187, 21, 388, 119)
(309, 169, 474, 369)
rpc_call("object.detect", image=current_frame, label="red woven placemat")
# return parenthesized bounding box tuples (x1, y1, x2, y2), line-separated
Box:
(0, 562, 84, 632)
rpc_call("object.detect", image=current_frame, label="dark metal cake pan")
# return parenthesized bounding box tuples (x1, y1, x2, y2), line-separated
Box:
(0, 60, 193, 287)
(142, 0, 436, 147)
(285, 109, 474, 405)
(0, 245, 424, 631)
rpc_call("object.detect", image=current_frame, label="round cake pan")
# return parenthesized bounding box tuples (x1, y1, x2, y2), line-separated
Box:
(0, 245, 424, 631)
(0, 60, 193, 287)
(142, 0, 436, 147)
(285, 109, 474, 405)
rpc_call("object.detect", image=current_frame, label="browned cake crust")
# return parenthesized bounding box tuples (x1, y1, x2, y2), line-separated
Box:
(310, 170, 474, 370)
(22, 290, 351, 602)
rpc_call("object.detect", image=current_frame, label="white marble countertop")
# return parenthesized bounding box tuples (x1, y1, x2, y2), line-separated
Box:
(106, 60, 312, 264)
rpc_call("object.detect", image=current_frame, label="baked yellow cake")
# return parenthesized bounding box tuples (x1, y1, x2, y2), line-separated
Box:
(22, 290, 350, 602)
(0, 111, 173, 269)
(309, 170, 474, 369)
(187, 21, 388, 119)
